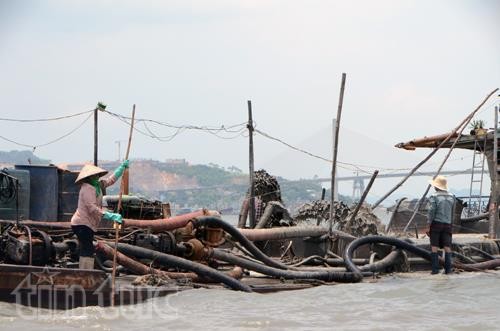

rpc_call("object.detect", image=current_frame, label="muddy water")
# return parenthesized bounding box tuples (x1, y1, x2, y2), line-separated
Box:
(1, 271, 499, 331)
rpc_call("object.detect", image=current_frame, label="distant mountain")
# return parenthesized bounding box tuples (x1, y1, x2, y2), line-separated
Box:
(0, 150, 50, 165)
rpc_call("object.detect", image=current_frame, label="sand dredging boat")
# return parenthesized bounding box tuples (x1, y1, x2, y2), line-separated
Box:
(1, 195, 500, 310)
(1, 89, 500, 310)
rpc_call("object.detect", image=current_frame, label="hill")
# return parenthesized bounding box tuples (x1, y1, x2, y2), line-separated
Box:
(0, 151, 351, 213)
(101, 159, 350, 213)
(0, 150, 50, 165)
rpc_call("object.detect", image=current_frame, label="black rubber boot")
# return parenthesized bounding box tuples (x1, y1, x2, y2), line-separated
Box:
(430, 252, 440, 274)
(444, 252, 453, 274)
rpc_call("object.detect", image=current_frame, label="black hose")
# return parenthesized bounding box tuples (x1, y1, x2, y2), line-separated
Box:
(359, 250, 403, 273)
(345, 235, 500, 274)
(193, 216, 288, 270)
(344, 236, 432, 276)
(212, 249, 364, 283)
(289, 250, 403, 274)
(112, 242, 252, 292)
(288, 255, 329, 267)
(94, 253, 126, 274)
(468, 245, 498, 260)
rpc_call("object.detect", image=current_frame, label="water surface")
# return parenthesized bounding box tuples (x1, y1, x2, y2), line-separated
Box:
(1, 271, 498, 330)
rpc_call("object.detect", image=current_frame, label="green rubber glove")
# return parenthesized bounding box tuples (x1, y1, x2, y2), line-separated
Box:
(103, 211, 123, 224)
(113, 159, 129, 179)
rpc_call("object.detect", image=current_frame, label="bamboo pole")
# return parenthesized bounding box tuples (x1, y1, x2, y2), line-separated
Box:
(111, 104, 135, 306)
(94, 108, 98, 166)
(373, 88, 499, 209)
(329, 73, 346, 235)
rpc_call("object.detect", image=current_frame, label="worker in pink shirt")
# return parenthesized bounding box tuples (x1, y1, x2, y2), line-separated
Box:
(71, 160, 129, 269)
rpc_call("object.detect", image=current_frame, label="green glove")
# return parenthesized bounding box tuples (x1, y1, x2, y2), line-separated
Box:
(113, 159, 129, 179)
(103, 211, 123, 224)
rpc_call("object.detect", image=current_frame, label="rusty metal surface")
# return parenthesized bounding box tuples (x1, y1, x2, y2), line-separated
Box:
(394, 132, 490, 151)
(123, 209, 209, 232)
(0, 209, 209, 231)
(0, 264, 107, 294)
(0, 263, 188, 309)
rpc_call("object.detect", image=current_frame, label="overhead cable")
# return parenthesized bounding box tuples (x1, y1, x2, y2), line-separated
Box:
(0, 109, 94, 122)
(0, 113, 93, 151)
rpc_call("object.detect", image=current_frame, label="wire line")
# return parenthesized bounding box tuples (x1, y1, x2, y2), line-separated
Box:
(0, 113, 93, 151)
(0, 109, 94, 122)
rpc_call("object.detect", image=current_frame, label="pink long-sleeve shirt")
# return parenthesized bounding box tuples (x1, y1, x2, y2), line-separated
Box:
(70, 175, 118, 232)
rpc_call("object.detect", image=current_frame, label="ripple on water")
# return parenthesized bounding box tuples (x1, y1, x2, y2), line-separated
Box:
(1, 272, 500, 330)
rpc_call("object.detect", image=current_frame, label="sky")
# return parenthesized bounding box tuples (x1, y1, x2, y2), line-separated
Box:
(0, 0, 499, 202)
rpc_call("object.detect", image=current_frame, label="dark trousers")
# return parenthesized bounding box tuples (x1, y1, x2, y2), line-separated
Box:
(430, 222, 452, 248)
(72, 225, 95, 257)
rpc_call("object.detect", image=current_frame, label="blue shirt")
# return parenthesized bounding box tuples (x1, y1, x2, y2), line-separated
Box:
(427, 191, 455, 225)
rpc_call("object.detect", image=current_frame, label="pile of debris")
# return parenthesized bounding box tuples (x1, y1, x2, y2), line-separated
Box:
(340, 204, 381, 237)
(239, 169, 290, 228)
(294, 200, 349, 225)
(254, 169, 281, 203)
(294, 200, 381, 236)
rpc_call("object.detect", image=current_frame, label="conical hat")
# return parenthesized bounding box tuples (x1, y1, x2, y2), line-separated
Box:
(429, 175, 448, 191)
(75, 164, 108, 183)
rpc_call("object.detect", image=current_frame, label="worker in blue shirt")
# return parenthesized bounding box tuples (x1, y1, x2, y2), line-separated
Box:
(427, 175, 455, 274)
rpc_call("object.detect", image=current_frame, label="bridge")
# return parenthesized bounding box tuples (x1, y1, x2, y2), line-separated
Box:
(313, 169, 473, 201)
(334, 169, 471, 182)
(158, 169, 474, 202)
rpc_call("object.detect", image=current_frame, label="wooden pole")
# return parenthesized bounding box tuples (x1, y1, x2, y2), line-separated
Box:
(123, 158, 130, 195)
(248, 100, 256, 229)
(329, 73, 346, 235)
(490, 105, 499, 239)
(111, 104, 135, 306)
(373, 88, 499, 208)
(348, 170, 378, 223)
(93, 108, 98, 166)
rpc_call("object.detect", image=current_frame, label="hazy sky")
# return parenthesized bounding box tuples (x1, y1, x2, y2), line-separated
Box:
(0, 0, 499, 200)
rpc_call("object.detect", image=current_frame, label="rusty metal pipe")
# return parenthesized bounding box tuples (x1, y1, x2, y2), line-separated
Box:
(239, 226, 355, 241)
(0, 210, 213, 231)
(1, 210, 210, 232)
(123, 209, 210, 232)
